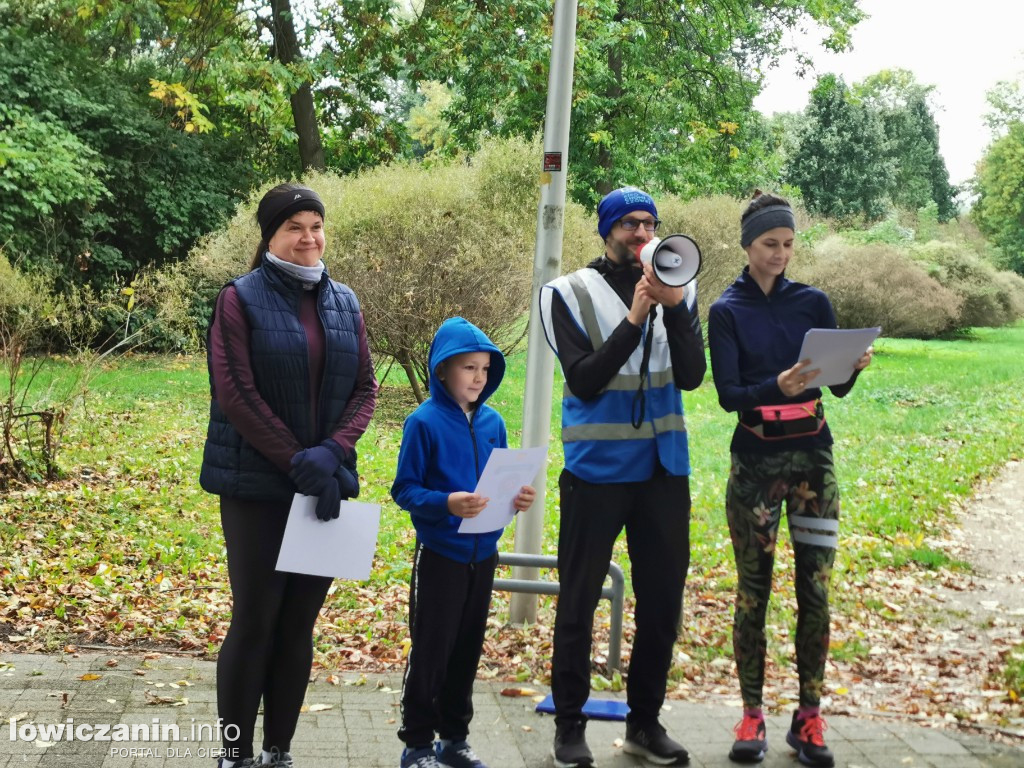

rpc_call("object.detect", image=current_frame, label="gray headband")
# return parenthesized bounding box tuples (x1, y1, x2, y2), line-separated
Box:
(740, 204, 796, 247)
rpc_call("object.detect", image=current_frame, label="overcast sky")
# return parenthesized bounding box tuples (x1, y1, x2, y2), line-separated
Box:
(754, 0, 1024, 187)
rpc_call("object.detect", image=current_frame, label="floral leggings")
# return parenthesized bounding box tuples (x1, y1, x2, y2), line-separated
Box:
(726, 447, 839, 707)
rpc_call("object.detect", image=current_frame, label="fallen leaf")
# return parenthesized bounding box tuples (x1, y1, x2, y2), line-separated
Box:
(80, 674, 101, 681)
(500, 687, 538, 697)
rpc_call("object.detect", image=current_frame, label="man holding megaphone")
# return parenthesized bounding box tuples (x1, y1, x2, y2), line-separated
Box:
(539, 187, 706, 767)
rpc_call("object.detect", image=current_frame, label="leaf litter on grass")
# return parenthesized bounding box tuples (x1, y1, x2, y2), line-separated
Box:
(3, 350, 1024, 744)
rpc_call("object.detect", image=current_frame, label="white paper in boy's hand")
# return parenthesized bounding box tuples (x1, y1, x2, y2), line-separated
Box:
(797, 327, 881, 388)
(276, 494, 381, 579)
(457, 447, 547, 534)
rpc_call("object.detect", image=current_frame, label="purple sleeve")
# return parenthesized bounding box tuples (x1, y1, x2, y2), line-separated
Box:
(209, 286, 303, 473)
(326, 312, 378, 457)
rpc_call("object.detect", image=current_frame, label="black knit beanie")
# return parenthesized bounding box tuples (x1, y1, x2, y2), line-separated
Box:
(256, 184, 326, 242)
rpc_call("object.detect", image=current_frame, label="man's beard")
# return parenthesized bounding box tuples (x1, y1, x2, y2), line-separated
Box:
(607, 238, 640, 266)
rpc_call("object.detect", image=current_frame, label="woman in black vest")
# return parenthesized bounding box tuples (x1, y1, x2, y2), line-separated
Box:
(200, 183, 378, 768)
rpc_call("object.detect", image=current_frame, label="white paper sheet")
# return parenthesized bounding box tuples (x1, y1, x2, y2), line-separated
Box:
(457, 446, 548, 534)
(275, 495, 381, 579)
(797, 327, 882, 387)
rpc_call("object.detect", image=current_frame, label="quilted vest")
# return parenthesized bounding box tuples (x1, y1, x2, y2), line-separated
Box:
(200, 263, 361, 501)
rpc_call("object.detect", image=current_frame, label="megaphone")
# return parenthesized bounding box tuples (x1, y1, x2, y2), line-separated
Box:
(634, 234, 702, 287)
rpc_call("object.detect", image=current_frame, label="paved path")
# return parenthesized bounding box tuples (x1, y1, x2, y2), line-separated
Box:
(1, 652, 1021, 768)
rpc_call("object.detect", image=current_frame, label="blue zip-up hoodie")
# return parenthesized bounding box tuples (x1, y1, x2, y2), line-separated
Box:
(390, 317, 508, 564)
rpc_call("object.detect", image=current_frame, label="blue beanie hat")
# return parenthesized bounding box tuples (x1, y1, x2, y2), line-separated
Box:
(597, 187, 659, 240)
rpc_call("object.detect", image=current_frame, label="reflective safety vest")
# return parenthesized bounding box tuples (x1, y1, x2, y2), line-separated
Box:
(539, 268, 691, 483)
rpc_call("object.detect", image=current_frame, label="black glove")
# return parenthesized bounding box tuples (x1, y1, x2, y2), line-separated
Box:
(336, 465, 359, 500)
(315, 476, 342, 521)
(289, 439, 344, 496)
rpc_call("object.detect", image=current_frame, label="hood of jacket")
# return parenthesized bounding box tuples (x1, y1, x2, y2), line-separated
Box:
(427, 317, 506, 412)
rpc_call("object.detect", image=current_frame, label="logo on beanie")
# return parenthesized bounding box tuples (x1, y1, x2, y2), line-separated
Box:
(293, 193, 302, 200)
(621, 190, 651, 206)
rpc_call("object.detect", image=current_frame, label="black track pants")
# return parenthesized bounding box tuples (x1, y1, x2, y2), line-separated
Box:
(551, 468, 691, 727)
(398, 543, 497, 748)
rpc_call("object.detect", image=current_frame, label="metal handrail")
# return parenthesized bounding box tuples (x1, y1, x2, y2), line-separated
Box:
(494, 552, 625, 673)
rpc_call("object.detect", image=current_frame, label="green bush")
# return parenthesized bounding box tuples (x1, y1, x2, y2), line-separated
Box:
(0, 250, 50, 347)
(842, 214, 915, 246)
(798, 240, 961, 338)
(992, 270, 1024, 319)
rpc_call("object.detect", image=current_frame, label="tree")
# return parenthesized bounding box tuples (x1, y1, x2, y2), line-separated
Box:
(854, 70, 957, 221)
(983, 79, 1024, 136)
(268, 0, 325, 171)
(401, 0, 866, 207)
(0, 2, 256, 289)
(786, 74, 892, 221)
(972, 122, 1024, 274)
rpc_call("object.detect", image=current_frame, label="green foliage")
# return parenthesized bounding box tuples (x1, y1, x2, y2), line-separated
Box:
(983, 79, 1024, 136)
(309, 0, 410, 174)
(0, 103, 108, 240)
(972, 122, 1024, 275)
(853, 69, 958, 221)
(0, 4, 256, 292)
(786, 74, 893, 222)
(402, 0, 864, 206)
(843, 215, 916, 246)
(795, 238, 961, 337)
(405, 81, 454, 158)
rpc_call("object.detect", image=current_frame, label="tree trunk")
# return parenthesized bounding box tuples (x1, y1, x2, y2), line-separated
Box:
(398, 349, 426, 404)
(269, 0, 326, 172)
(596, 21, 623, 196)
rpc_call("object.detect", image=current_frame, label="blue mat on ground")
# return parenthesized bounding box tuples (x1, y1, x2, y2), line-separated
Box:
(534, 694, 629, 721)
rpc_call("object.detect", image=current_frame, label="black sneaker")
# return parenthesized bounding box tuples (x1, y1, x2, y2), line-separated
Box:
(785, 712, 834, 768)
(729, 713, 767, 763)
(256, 749, 293, 767)
(552, 720, 594, 768)
(401, 745, 442, 768)
(623, 721, 689, 766)
(437, 740, 489, 768)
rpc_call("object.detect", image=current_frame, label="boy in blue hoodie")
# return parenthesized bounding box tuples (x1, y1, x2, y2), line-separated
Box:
(392, 317, 536, 768)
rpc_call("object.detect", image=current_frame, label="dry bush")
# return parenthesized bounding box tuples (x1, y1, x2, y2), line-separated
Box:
(799, 242, 961, 338)
(656, 195, 822, 318)
(0, 252, 106, 483)
(992, 270, 1024, 319)
(180, 136, 600, 399)
(910, 240, 1024, 328)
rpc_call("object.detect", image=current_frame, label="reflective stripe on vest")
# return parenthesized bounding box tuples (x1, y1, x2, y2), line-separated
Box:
(540, 268, 690, 482)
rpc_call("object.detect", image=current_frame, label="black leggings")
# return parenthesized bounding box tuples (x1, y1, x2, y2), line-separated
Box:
(217, 497, 333, 760)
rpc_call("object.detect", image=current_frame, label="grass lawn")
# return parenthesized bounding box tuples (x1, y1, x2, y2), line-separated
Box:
(2, 322, 1023, 710)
